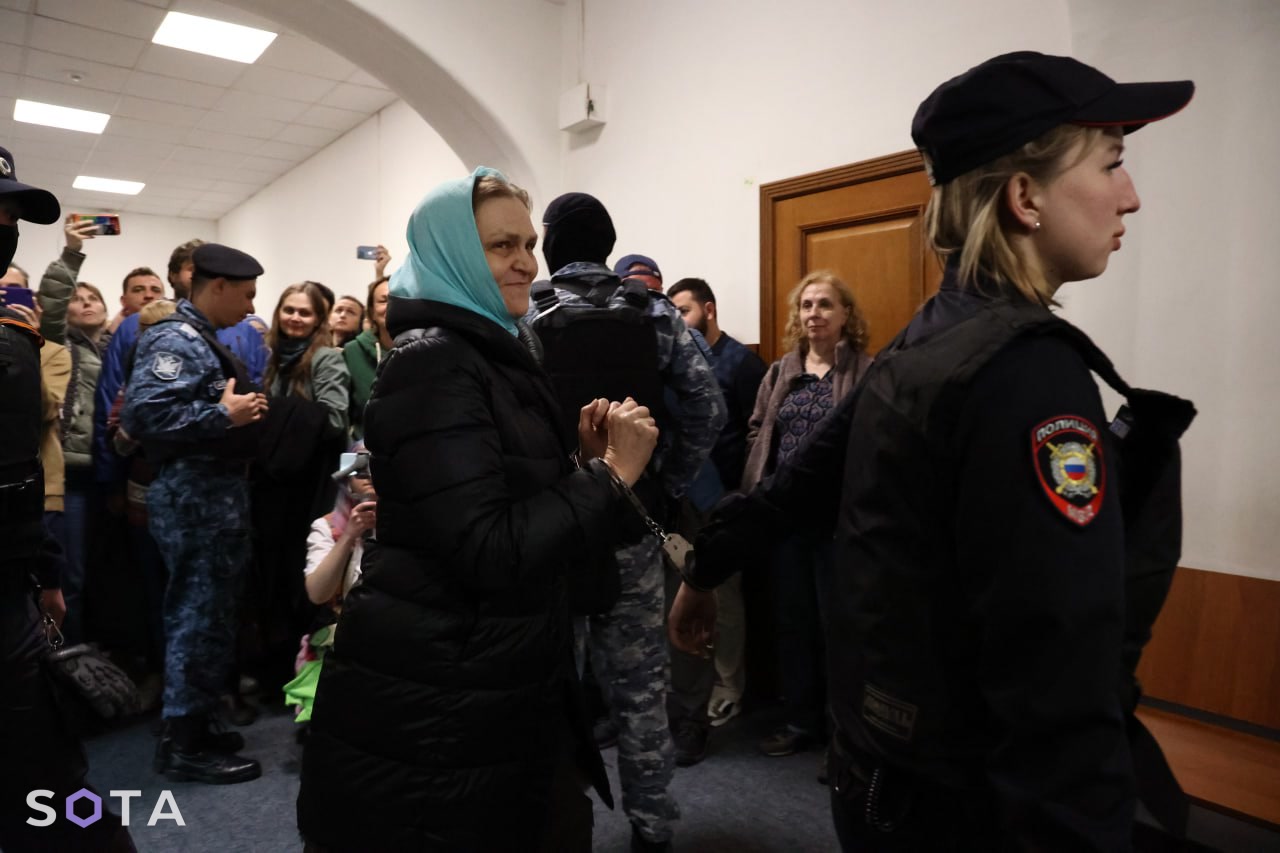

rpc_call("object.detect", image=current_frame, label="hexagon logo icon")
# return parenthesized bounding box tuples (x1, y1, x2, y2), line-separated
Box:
(66, 788, 102, 828)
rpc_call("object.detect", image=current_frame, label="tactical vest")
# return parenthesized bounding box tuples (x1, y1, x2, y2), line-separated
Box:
(0, 317, 46, 541)
(831, 297, 1196, 835)
(139, 315, 264, 465)
(0, 316, 43, 485)
(528, 277, 671, 523)
(528, 277, 670, 435)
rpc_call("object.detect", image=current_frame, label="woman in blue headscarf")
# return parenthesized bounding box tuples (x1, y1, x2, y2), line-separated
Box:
(297, 168, 659, 852)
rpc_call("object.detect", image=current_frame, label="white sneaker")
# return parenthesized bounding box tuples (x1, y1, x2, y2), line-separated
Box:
(707, 697, 740, 728)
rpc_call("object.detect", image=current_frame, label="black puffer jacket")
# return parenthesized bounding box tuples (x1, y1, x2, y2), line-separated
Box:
(298, 298, 617, 851)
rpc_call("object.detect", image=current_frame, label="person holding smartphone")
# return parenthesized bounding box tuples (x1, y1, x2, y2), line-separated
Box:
(30, 215, 111, 646)
(282, 447, 377, 728)
(303, 448, 376, 610)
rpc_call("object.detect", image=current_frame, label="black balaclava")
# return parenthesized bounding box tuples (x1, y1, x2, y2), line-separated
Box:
(0, 224, 18, 271)
(542, 192, 616, 276)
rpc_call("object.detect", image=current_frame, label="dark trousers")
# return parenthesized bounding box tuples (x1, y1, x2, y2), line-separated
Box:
(664, 561, 715, 727)
(51, 500, 82, 644)
(0, 588, 135, 852)
(249, 478, 320, 693)
(302, 743, 592, 853)
(128, 521, 168, 671)
(536, 743, 594, 853)
(771, 532, 833, 735)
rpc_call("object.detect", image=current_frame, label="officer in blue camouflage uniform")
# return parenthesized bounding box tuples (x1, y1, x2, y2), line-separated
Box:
(122, 244, 268, 785)
(529, 193, 725, 853)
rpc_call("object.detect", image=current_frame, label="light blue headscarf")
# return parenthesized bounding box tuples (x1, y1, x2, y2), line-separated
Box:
(389, 166, 518, 335)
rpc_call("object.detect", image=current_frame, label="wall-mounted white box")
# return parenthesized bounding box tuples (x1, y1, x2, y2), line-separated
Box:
(559, 82, 606, 133)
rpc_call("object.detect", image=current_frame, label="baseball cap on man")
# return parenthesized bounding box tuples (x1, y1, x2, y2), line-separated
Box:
(0, 146, 60, 224)
(613, 254, 661, 281)
(912, 51, 1194, 185)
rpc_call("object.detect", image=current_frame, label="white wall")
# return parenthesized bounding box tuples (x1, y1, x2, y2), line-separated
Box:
(556, 0, 1072, 338)
(1060, 0, 1280, 580)
(215, 0, 1276, 581)
(217, 99, 465, 318)
(12, 211, 214, 309)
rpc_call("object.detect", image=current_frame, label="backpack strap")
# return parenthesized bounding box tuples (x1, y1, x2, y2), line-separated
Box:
(617, 277, 650, 308)
(530, 280, 559, 314)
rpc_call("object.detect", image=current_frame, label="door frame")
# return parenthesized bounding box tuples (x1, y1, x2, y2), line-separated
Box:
(759, 149, 929, 363)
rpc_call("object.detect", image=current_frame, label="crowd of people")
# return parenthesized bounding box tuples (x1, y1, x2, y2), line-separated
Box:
(1, 49, 1200, 853)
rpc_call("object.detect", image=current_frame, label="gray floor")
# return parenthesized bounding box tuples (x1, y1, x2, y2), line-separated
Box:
(82, 705, 1278, 852)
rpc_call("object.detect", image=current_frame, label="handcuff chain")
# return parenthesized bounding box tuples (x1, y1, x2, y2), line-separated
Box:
(600, 459, 669, 542)
(42, 610, 64, 651)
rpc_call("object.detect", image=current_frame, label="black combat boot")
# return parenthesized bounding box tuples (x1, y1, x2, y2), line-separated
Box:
(154, 714, 247, 771)
(155, 715, 261, 784)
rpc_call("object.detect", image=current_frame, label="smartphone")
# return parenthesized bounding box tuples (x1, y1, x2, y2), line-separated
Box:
(70, 213, 121, 236)
(0, 285, 35, 310)
(356, 245, 379, 260)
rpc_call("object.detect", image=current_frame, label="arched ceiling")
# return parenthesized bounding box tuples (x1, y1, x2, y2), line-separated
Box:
(0, 0, 547, 219)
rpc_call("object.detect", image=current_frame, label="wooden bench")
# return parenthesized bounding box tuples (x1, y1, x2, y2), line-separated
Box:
(1136, 705, 1280, 828)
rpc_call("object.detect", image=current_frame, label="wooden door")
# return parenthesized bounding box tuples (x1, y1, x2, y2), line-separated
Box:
(760, 151, 942, 364)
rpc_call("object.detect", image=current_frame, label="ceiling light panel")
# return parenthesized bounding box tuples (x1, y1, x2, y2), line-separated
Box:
(152, 11, 277, 64)
(73, 175, 146, 195)
(14, 99, 110, 134)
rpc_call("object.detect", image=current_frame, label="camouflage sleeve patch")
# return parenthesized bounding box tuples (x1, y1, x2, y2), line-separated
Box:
(151, 351, 183, 381)
(1031, 414, 1105, 526)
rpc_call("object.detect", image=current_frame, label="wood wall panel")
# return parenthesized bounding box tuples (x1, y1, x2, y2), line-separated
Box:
(1137, 567, 1280, 730)
(759, 151, 938, 364)
(805, 213, 925, 355)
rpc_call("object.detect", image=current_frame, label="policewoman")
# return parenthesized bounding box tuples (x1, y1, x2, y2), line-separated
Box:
(817, 54, 1198, 850)
(672, 52, 1198, 849)
(0, 145, 137, 850)
(122, 243, 269, 785)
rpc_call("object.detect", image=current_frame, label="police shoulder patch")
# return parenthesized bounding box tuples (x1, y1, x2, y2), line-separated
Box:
(1031, 414, 1104, 526)
(152, 351, 183, 381)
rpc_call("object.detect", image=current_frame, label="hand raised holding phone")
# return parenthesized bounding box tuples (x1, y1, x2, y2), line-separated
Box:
(64, 215, 98, 252)
(69, 213, 120, 236)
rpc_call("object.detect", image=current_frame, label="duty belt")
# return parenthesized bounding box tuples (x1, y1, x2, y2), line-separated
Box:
(0, 475, 43, 522)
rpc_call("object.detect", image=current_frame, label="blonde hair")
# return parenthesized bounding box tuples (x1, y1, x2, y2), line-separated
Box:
(924, 124, 1106, 306)
(137, 298, 177, 330)
(781, 270, 869, 355)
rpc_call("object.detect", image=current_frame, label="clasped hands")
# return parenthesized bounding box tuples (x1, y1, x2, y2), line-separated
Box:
(576, 396, 658, 487)
(577, 396, 718, 657)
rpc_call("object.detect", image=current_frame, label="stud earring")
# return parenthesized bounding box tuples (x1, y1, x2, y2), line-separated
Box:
(1034, 221, 1041, 230)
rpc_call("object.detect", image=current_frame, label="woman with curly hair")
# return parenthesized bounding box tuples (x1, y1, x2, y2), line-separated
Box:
(744, 269, 872, 760)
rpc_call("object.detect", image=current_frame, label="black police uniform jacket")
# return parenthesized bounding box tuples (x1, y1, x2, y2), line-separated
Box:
(297, 298, 618, 851)
(694, 264, 1194, 850)
(831, 275, 1137, 850)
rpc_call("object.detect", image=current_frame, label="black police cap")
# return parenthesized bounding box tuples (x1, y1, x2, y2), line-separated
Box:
(912, 51, 1194, 186)
(0, 145, 60, 224)
(191, 243, 264, 280)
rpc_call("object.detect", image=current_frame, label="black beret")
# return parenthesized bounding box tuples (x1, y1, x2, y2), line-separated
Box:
(191, 243, 264, 280)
